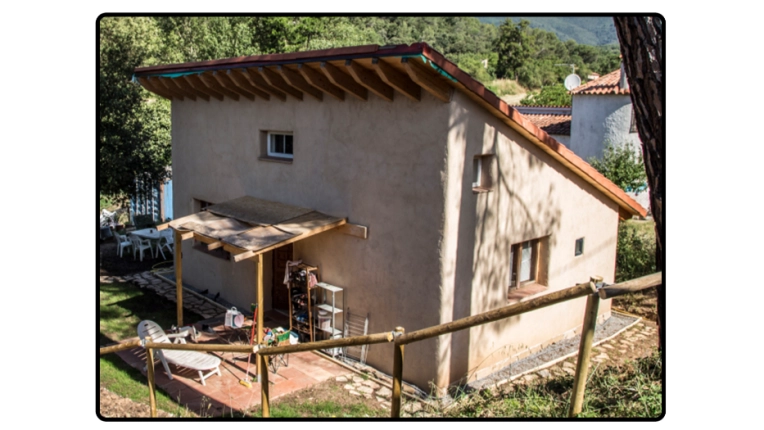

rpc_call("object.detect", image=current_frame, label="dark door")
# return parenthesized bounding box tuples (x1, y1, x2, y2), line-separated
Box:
(271, 243, 293, 310)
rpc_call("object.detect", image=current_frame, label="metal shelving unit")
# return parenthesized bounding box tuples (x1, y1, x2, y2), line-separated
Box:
(315, 282, 343, 355)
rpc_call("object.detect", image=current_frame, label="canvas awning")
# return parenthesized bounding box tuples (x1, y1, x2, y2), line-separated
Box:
(168, 196, 346, 262)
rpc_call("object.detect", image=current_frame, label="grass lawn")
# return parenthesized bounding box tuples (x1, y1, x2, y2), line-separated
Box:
(99, 282, 205, 417)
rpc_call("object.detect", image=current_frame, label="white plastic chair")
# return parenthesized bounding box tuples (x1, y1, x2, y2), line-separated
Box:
(155, 230, 174, 260)
(130, 235, 153, 261)
(114, 234, 132, 258)
(137, 320, 221, 386)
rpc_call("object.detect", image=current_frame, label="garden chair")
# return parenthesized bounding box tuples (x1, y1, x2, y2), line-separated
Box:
(130, 235, 153, 261)
(137, 320, 221, 386)
(155, 230, 174, 259)
(114, 233, 132, 258)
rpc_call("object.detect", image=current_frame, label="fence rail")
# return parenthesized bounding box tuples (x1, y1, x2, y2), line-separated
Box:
(98, 271, 661, 418)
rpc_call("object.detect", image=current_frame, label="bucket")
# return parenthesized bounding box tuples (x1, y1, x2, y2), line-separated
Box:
(225, 307, 244, 328)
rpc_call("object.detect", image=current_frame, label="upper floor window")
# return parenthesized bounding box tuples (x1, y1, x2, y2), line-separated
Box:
(267, 132, 293, 159)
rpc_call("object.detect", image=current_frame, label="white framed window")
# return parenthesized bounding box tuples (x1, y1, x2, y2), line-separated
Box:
(472, 157, 482, 188)
(472, 154, 495, 192)
(267, 132, 294, 159)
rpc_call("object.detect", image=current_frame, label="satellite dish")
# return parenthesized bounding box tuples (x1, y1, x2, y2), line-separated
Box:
(564, 74, 581, 90)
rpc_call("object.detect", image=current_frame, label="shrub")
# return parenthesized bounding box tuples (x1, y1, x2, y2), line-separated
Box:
(588, 141, 647, 192)
(616, 221, 657, 283)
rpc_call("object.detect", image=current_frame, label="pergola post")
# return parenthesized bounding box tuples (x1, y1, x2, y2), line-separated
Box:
(256, 253, 264, 381)
(174, 229, 183, 327)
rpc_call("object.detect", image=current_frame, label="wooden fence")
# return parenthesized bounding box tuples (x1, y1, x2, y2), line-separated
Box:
(99, 272, 661, 418)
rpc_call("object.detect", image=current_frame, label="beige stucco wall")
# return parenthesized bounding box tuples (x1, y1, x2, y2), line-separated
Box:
(438, 91, 619, 388)
(171, 90, 451, 388)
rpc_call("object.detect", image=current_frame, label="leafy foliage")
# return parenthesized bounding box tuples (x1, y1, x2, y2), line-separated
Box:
(520, 83, 571, 106)
(478, 16, 619, 46)
(588, 142, 647, 191)
(616, 221, 657, 283)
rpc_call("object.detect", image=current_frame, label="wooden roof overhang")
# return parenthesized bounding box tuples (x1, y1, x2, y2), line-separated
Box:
(167, 196, 346, 263)
(135, 43, 646, 219)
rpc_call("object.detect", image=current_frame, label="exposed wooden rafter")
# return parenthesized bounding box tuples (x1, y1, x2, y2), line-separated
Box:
(372, 58, 421, 102)
(198, 72, 240, 101)
(345, 60, 394, 102)
(297, 64, 345, 101)
(137, 77, 173, 100)
(184, 74, 224, 101)
(227, 70, 270, 100)
(257, 67, 303, 100)
(244, 68, 287, 101)
(401, 57, 453, 103)
(212, 71, 255, 101)
(277, 65, 323, 101)
(173, 75, 210, 101)
(320, 62, 367, 101)
(156, 77, 194, 101)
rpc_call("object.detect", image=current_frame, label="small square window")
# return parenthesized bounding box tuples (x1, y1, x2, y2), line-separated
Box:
(472, 157, 482, 188)
(575, 237, 584, 256)
(472, 154, 495, 193)
(267, 132, 293, 159)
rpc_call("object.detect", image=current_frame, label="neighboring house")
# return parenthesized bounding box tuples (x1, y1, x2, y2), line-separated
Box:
(133, 43, 646, 392)
(130, 176, 173, 225)
(513, 106, 572, 147)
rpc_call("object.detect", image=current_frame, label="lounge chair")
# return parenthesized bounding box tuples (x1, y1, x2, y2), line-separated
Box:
(137, 320, 221, 386)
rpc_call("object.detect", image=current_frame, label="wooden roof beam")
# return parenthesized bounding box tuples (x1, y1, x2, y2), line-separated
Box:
(277, 65, 323, 101)
(297, 64, 345, 101)
(212, 71, 255, 101)
(183, 74, 224, 101)
(401, 57, 453, 103)
(258, 67, 303, 101)
(198, 72, 240, 101)
(345, 60, 394, 102)
(227, 69, 270, 100)
(157, 77, 195, 101)
(372, 58, 421, 102)
(137, 77, 173, 100)
(320, 62, 367, 101)
(172, 76, 210, 101)
(244, 68, 287, 101)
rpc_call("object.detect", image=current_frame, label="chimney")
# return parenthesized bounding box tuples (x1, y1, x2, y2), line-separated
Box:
(619, 62, 629, 91)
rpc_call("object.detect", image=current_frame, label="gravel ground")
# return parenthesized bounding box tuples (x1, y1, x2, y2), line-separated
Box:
(467, 312, 638, 391)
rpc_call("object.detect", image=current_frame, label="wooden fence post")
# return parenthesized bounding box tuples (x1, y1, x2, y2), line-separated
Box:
(260, 352, 270, 417)
(174, 230, 183, 328)
(145, 336, 157, 418)
(391, 327, 405, 418)
(568, 277, 602, 417)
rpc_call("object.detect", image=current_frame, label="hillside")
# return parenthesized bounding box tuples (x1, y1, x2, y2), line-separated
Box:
(478, 16, 617, 46)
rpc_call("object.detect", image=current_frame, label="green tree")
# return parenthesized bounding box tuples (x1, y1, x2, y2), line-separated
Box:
(588, 142, 647, 191)
(520, 83, 571, 106)
(99, 17, 171, 202)
(494, 19, 531, 80)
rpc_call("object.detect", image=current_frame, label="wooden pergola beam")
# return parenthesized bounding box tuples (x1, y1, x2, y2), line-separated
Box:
(372, 58, 421, 102)
(156, 77, 194, 101)
(258, 67, 303, 101)
(231, 217, 347, 263)
(183, 74, 224, 101)
(198, 72, 240, 101)
(244, 68, 287, 101)
(227, 69, 270, 100)
(137, 77, 173, 100)
(320, 61, 368, 101)
(345, 60, 394, 102)
(212, 71, 255, 101)
(297, 64, 345, 101)
(277, 65, 323, 101)
(172, 76, 210, 101)
(401, 57, 453, 103)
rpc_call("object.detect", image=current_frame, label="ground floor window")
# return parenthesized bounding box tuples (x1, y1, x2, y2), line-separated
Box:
(509, 238, 545, 289)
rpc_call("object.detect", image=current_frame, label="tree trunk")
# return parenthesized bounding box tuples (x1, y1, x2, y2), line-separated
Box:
(613, 16, 665, 352)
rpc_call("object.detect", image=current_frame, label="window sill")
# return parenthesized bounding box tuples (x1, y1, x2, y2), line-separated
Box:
(472, 186, 492, 194)
(259, 156, 293, 164)
(507, 283, 548, 304)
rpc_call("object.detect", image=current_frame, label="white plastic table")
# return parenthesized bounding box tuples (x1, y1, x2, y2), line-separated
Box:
(130, 228, 163, 257)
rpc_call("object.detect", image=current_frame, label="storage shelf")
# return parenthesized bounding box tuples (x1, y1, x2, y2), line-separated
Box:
(316, 303, 343, 314)
(318, 327, 343, 335)
(316, 282, 342, 293)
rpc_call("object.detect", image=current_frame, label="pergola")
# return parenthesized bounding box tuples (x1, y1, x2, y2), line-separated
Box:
(160, 196, 348, 352)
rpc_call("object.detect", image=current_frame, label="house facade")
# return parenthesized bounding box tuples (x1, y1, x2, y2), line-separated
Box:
(134, 43, 645, 391)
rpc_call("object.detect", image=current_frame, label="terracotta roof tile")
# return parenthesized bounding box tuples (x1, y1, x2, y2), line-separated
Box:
(522, 113, 571, 136)
(570, 69, 630, 95)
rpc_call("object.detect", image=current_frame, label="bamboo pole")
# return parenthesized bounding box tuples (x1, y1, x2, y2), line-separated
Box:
(145, 336, 157, 418)
(174, 229, 183, 327)
(258, 330, 396, 356)
(260, 353, 270, 417)
(397, 280, 597, 346)
(391, 327, 405, 418)
(568, 277, 602, 417)
(99, 339, 142, 355)
(598, 272, 661, 299)
(256, 253, 264, 382)
(143, 342, 257, 354)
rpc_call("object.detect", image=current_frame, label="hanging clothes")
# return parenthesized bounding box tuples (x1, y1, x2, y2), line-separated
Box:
(284, 260, 302, 285)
